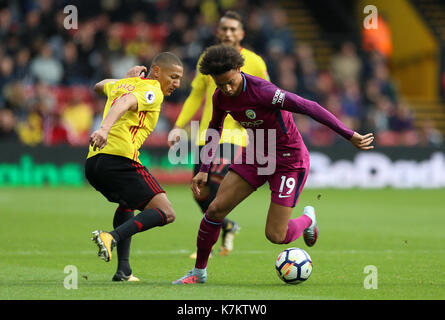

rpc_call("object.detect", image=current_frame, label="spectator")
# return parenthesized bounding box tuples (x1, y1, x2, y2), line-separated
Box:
(0, 55, 15, 95)
(13, 47, 31, 81)
(295, 43, 318, 100)
(44, 110, 70, 146)
(62, 42, 89, 85)
(419, 120, 443, 147)
(367, 96, 393, 134)
(30, 42, 63, 85)
(330, 42, 362, 89)
(262, 8, 294, 55)
(0, 0, 421, 147)
(0, 108, 19, 142)
(374, 62, 398, 103)
(388, 102, 418, 146)
(340, 80, 363, 130)
(16, 98, 45, 146)
(109, 49, 139, 79)
(61, 94, 93, 145)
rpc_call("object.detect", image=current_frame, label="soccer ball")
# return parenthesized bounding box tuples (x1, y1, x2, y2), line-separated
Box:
(275, 248, 313, 284)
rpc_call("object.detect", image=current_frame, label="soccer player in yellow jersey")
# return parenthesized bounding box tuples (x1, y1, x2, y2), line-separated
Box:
(85, 52, 183, 281)
(168, 11, 269, 257)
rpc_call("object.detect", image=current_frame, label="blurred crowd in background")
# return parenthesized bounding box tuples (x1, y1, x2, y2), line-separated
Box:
(0, 0, 443, 147)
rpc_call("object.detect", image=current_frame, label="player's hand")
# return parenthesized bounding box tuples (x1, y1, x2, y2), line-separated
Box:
(125, 65, 148, 78)
(350, 132, 374, 150)
(89, 128, 109, 151)
(167, 126, 182, 147)
(191, 172, 208, 197)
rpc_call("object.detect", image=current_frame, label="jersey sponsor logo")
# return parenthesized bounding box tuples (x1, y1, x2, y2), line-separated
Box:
(272, 89, 285, 106)
(277, 92, 285, 106)
(245, 109, 256, 119)
(278, 194, 291, 198)
(272, 89, 281, 104)
(240, 120, 264, 127)
(144, 91, 156, 104)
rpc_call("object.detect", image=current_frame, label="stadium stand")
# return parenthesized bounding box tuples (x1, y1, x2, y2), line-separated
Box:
(0, 0, 443, 147)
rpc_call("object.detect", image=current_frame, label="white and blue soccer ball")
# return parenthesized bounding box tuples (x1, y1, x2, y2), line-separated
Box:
(275, 248, 313, 284)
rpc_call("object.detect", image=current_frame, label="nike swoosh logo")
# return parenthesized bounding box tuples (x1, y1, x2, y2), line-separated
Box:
(278, 194, 291, 198)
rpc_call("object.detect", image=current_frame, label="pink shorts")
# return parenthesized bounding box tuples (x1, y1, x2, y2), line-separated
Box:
(229, 162, 309, 208)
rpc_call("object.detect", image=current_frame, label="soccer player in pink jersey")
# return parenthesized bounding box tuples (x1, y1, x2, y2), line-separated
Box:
(173, 45, 374, 284)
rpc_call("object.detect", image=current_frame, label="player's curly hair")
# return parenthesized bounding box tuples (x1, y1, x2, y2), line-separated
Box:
(199, 45, 245, 76)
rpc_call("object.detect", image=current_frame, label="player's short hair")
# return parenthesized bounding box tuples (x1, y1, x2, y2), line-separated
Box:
(199, 45, 245, 76)
(151, 52, 183, 69)
(220, 11, 244, 29)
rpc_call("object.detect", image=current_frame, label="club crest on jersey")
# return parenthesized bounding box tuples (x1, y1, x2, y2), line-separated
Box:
(245, 109, 256, 119)
(145, 91, 156, 104)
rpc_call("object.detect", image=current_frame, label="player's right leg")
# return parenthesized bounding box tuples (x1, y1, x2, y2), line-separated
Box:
(111, 205, 137, 281)
(173, 170, 255, 284)
(265, 167, 318, 246)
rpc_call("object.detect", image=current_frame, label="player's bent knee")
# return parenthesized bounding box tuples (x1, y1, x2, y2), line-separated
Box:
(163, 206, 176, 224)
(206, 201, 227, 220)
(265, 230, 286, 244)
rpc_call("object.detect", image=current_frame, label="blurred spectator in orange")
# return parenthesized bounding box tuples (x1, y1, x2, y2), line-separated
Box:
(362, 15, 393, 59)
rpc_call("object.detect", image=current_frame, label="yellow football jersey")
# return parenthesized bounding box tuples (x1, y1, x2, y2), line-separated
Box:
(175, 47, 269, 146)
(87, 77, 164, 163)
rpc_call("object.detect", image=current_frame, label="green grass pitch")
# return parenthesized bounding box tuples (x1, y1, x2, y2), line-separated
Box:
(0, 185, 444, 300)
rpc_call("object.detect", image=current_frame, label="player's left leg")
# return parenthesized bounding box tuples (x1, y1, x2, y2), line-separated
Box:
(173, 170, 257, 284)
(191, 144, 241, 257)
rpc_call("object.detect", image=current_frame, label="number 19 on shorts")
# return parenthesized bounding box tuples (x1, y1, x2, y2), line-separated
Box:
(279, 176, 296, 198)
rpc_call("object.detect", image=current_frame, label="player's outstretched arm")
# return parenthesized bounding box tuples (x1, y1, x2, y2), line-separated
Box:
(350, 132, 375, 150)
(89, 94, 138, 151)
(93, 79, 117, 95)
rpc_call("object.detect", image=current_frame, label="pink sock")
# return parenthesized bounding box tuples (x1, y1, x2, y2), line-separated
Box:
(283, 215, 312, 244)
(195, 213, 223, 269)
